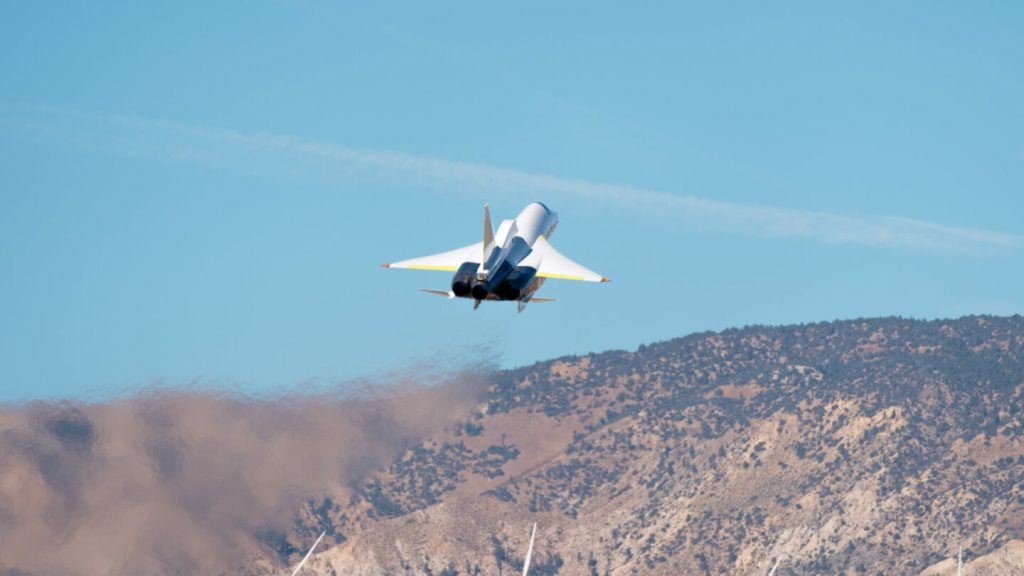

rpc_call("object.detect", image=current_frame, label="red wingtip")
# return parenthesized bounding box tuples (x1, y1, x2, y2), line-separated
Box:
(380, 263, 391, 268)
(600, 277, 612, 283)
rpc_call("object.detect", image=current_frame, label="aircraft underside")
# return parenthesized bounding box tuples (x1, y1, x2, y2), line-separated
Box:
(419, 262, 550, 312)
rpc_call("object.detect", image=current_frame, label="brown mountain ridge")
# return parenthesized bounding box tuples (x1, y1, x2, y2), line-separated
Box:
(294, 315, 1024, 575)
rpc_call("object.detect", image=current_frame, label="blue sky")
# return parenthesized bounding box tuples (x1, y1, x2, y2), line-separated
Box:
(1, 2, 1021, 401)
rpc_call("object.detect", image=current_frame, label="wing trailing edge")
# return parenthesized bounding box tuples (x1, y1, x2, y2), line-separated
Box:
(532, 236, 608, 282)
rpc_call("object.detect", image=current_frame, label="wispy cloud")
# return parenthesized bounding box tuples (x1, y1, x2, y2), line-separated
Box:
(6, 108, 1021, 254)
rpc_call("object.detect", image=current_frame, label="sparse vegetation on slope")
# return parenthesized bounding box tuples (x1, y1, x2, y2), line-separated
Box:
(301, 316, 1024, 575)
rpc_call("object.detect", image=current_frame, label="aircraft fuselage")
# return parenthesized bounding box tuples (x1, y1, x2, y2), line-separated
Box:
(453, 202, 557, 303)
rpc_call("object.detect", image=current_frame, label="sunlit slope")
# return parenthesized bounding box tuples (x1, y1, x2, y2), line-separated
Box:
(289, 316, 1024, 575)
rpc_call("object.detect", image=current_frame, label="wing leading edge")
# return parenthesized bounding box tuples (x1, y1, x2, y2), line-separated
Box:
(533, 236, 610, 282)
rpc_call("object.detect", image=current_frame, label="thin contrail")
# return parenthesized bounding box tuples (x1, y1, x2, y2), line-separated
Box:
(8, 108, 1022, 255)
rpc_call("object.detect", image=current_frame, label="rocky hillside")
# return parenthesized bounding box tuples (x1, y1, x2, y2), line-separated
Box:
(286, 316, 1024, 575)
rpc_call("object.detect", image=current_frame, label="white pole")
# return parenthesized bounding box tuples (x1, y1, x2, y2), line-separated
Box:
(289, 531, 327, 576)
(522, 523, 537, 576)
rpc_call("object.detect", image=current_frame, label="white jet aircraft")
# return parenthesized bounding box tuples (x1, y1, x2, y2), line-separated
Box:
(382, 202, 609, 312)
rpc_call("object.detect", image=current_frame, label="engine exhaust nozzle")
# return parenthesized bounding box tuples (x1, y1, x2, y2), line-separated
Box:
(471, 284, 489, 301)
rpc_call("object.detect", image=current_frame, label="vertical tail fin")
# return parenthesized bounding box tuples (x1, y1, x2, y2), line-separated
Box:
(483, 203, 495, 262)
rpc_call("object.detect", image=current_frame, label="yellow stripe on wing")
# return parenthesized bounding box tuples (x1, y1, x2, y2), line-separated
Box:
(406, 265, 459, 271)
(537, 272, 587, 281)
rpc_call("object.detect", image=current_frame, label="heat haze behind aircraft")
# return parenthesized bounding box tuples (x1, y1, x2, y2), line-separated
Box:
(382, 202, 609, 312)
